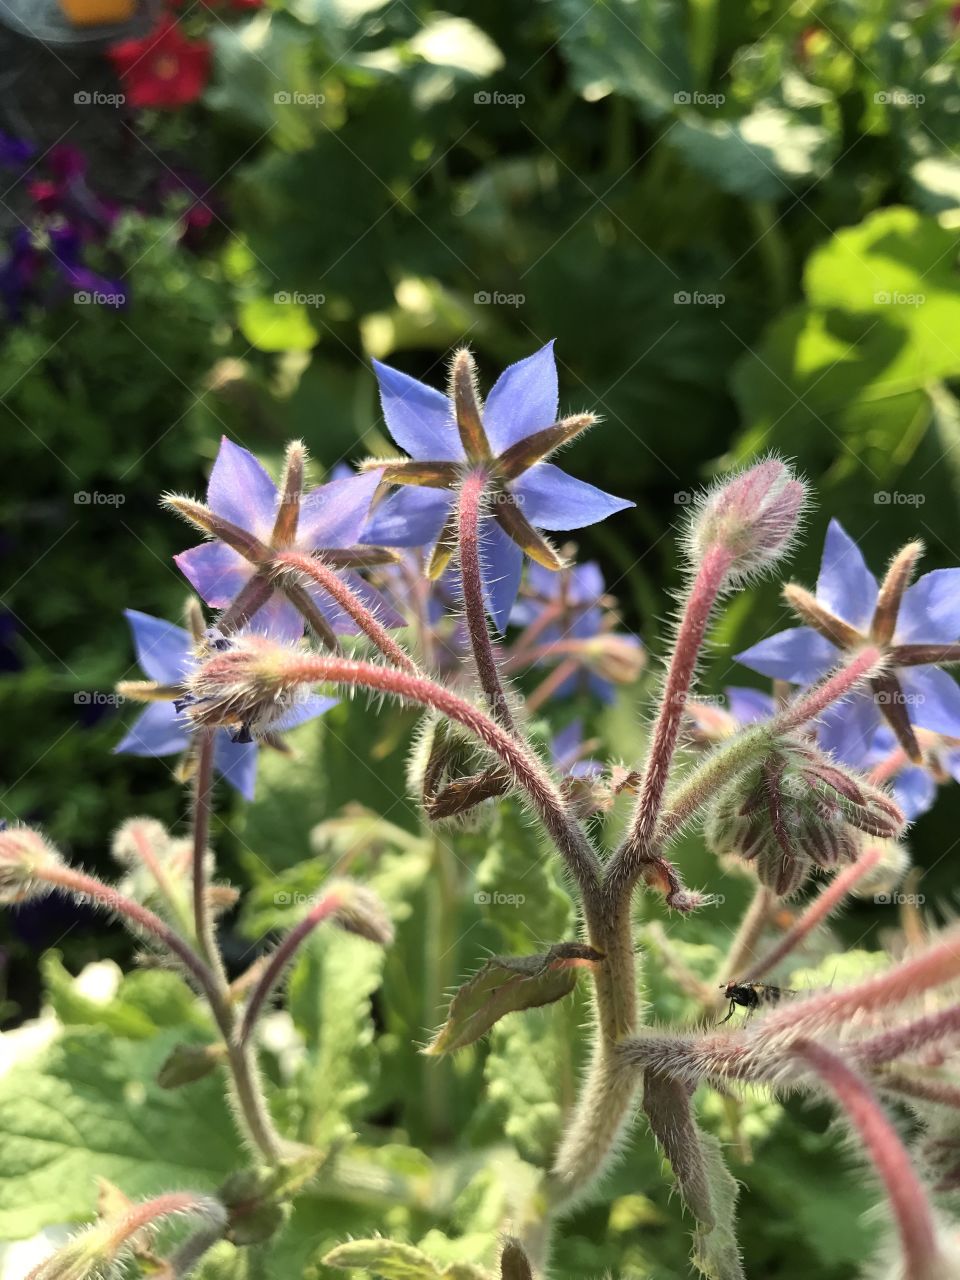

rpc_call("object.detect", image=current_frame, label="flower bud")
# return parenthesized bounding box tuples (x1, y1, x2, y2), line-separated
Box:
(176, 634, 309, 743)
(705, 738, 906, 896)
(686, 456, 807, 585)
(583, 632, 646, 684)
(111, 818, 171, 868)
(0, 824, 61, 904)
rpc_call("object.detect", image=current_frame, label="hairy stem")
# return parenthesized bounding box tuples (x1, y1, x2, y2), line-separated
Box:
(458, 469, 519, 732)
(611, 544, 733, 894)
(793, 1041, 941, 1280)
(273, 551, 417, 674)
(237, 889, 344, 1047)
(192, 730, 225, 982)
(771, 646, 883, 734)
(744, 846, 883, 981)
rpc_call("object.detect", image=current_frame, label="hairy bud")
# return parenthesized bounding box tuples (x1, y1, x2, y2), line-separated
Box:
(705, 738, 906, 895)
(176, 634, 310, 743)
(583, 633, 646, 684)
(685, 456, 807, 585)
(0, 824, 62, 904)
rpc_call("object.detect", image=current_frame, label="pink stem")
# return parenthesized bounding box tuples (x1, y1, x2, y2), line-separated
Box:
(761, 928, 960, 1039)
(793, 1040, 941, 1280)
(855, 1003, 960, 1068)
(238, 890, 343, 1046)
(744, 847, 884, 981)
(772, 647, 883, 734)
(273, 550, 417, 674)
(192, 729, 222, 976)
(283, 654, 602, 900)
(612, 544, 733, 891)
(40, 864, 220, 1006)
(458, 470, 518, 732)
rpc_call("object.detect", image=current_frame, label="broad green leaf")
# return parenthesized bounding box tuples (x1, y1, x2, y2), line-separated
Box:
(323, 1237, 442, 1278)
(474, 802, 573, 952)
(0, 1028, 241, 1238)
(408, 17, 503, 78)
(691, 1134, 745, 1280)
(668, 106, 833, 200)
(425, 945, 600, 1056)
(42, 954, 203, 1039)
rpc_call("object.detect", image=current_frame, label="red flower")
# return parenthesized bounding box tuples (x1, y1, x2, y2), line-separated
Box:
(108, 16, 211, 109)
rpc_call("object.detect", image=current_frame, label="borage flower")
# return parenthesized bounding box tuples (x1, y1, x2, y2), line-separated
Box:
(737, 520, 960, 765)
(169, 438, 400, 648)
(510, 560, 643, 701)
(115, 608, 335, 800)
(361, 343, 633, 630)
(108, 16, 211, 110)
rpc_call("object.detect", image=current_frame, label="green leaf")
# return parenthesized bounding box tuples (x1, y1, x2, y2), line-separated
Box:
(425, 944, 600, 1056)
(42, 953, 205, 1039)
(323, 1238, 443, 1278)
(156, 1041, 227, 1089)
(408, 17, 503, 78)
(691, 1134, 745, 1280)
(238, 297, 319, 353)
(474, 802, 573, 952)
(668, 106, 833, 200)
(0, 1028, 241, 1238)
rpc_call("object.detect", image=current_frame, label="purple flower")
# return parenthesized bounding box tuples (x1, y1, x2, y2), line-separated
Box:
(115, 609, 335, 800)
(174, 438, 401, 642)
(361, 344, 633, 631)
(551, 718, 603, 778)
(736, 519, 960, 765)
(511, 560, 643, 701)
(0, 132, 34, 168)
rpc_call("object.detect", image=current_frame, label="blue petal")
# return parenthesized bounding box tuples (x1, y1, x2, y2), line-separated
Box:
(816, 519, 878, 630)
(900, 666, 960, 737)
(481, 519, 524, 633)
(511, 464, 634, 531)
(483, 341, 558, 454)
(569, 561, 606, 605)
(206, 437, 277, 541)
(305, 572, 403, 635)
(372, 359, 463, 461)
(725, 686, 776, 725)
(735, 627, 838, 683)
(272, 693, 338, 733)
(244, 594, 305, 644)
(362, 487, 452, 548)
(213, 731, 258, 801)
(895, 569, 960, 645)
(124, 610, 192, 684)
(297, 470, 383, 550)
(816, 693, 881, 767)
(551, 718, 584, 765)
(115, 702, 188, 757)
(892, 766, 936, 820)
(175, 541, 253, 609)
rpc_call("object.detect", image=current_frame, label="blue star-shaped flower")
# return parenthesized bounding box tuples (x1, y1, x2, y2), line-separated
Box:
(115, 609, 336, 800)
(736, 519, 960, 764)
(360, 343, 633, 630)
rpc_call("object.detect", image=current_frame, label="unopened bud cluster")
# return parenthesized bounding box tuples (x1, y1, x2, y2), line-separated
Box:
(706, 737, 906, 894)
(175, 634, 307, 744)
(685, 456, 807, 585)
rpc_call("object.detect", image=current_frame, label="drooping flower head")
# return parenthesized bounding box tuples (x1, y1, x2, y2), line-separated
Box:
(361, 343, 634, 630)
(115, 608, 335, 800)
(169, 438, 400, 646)
(737, 520, 960, 765)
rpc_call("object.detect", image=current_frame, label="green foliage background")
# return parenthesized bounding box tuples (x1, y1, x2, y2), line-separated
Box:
(2, 0, 960, 1276)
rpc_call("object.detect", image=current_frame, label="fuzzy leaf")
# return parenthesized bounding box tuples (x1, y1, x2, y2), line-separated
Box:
(322, 1238, 442, 1278)
(425, 944, 601, 1056)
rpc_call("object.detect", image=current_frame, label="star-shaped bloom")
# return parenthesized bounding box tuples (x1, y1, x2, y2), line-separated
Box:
(169, 438, 400, 647)
(360, 343, 634, 630)
(510, 560, 643, 701)
(115, 609, 336, 800)
(736, 519, 960, 765)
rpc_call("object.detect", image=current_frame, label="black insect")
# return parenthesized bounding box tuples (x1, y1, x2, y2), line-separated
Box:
(718, 980, 790, 1025)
